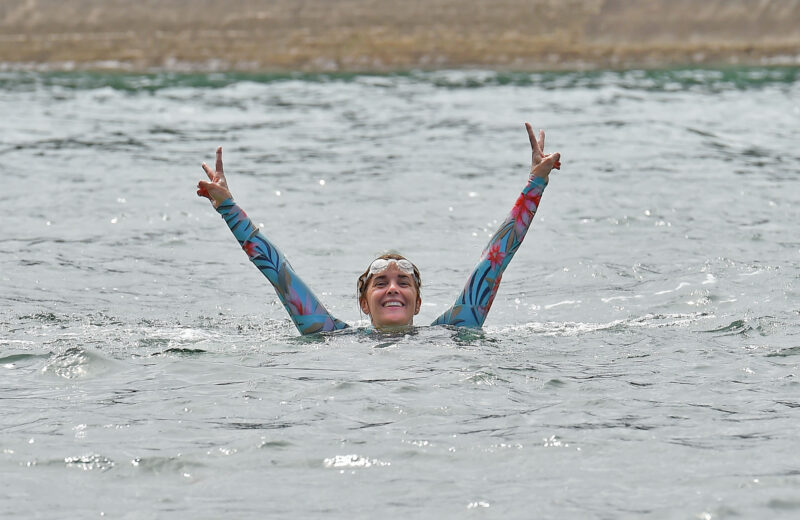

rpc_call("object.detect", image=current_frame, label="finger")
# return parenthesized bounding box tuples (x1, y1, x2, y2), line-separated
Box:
(215, 146, 223, 174)
(538, 130, 545, 153)
(202, 162, 215, 181)
(525, 122, 541, 156)
(547, 152, 561, 170)
(197, 182, 211, 199)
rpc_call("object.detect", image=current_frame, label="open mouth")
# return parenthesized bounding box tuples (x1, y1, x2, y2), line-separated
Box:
(382, 301, 404, 308)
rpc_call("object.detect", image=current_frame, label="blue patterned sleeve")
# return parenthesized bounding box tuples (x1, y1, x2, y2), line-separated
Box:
(216, 198, 349, 335)
(431, 176, 548, 328)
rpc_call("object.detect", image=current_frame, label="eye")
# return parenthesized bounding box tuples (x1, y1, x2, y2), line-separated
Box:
(373, 280, 387, 287)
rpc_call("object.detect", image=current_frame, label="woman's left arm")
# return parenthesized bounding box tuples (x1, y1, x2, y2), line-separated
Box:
(431, 123, 560, 328)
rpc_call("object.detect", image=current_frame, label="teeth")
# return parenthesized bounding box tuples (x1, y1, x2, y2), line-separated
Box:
(383, 302, 403, 307)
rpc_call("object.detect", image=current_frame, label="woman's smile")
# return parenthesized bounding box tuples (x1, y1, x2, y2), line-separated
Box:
(360, 264, 421, 328)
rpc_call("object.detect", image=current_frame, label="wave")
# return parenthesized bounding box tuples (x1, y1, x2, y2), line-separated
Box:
(40, 346, 119, 380)
(495, 312, 714, 336)
(0, 66, 797, 93)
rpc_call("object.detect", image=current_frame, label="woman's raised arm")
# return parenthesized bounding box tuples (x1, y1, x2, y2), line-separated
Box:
(431, 123, 561, 328)
(197, 148, 348, 335)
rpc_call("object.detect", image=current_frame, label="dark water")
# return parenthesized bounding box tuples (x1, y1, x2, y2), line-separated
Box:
(2, 68, 799, 518)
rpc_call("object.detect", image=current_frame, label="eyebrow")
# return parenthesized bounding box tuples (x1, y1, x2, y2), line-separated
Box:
(372, 274, 412, 283)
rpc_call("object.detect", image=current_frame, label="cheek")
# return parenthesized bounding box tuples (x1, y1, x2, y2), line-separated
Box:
(364, 289, 381, 310)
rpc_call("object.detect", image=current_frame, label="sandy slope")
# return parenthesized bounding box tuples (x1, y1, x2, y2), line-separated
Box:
(2, 0, 799, 71)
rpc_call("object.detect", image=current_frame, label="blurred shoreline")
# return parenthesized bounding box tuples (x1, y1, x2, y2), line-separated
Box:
(3, 0, 800, 72)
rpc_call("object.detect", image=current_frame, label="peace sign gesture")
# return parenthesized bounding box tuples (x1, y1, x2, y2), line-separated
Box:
(525, 122, 561, 183)
(197, 146, 233, 208)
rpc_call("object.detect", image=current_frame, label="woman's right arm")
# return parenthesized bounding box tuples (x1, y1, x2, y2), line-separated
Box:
(198, 148, 348, 335)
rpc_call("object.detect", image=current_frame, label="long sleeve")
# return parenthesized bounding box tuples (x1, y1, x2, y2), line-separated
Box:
(216, 199, 349, 335)
(431, 176, 547, 328)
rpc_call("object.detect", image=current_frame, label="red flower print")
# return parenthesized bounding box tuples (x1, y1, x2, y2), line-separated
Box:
(486, 243, 505, 270)
(287, 292, 306, 316)
(286, 286, 320, 316)
(243, 241, 259, 259)
(510, 190, 540, 235)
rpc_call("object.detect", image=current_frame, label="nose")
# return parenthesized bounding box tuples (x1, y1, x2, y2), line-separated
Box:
(386, 279, 400, 293)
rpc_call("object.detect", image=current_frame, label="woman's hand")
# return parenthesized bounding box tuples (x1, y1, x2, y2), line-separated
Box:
(526, 122, 561, 183)
(197, 146, 233, 208)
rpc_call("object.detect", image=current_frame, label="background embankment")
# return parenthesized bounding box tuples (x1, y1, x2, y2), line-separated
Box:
(2, 0, 799, 71)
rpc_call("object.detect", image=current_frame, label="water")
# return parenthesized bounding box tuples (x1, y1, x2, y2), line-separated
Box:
(2, 68, 799, 518)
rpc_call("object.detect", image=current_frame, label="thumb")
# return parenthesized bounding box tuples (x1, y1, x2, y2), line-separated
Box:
(545, 152, 561, 168)
(532, 152, 561, 178)
(197, 181, 211, 199)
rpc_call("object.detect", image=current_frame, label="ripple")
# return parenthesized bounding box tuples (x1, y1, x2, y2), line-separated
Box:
(766, 346, 800, 358)
(702, 316, 777, 337)
(502, 312, 712, 336)
(767, 498, 800, 510)
(154, 347, 207, 357)
(323, 454, 391, 469)
(19, 312, 66, 323)
(64, 453, 115, 471)
(40, 347, 115, 379)
(0, 352, 50, 370)
(130, 455, 206, 476)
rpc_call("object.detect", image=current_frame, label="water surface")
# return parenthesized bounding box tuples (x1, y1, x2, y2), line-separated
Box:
(2, 68, 799, 518)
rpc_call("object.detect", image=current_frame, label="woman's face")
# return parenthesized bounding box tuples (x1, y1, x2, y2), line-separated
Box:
(360, 263, 421, 329)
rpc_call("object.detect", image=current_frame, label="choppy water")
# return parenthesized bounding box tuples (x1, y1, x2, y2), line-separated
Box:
(2, 68, 799, 518)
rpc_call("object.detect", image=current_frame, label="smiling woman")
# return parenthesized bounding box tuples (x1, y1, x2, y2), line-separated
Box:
(197, 122, 560, 334)
(357, 255, 422, 330)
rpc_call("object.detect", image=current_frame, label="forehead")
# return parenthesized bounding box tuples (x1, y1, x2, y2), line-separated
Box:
(370, 264, 413, 282)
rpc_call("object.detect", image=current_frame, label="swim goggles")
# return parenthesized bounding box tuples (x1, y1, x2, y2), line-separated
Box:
(367, 258, 419, 284)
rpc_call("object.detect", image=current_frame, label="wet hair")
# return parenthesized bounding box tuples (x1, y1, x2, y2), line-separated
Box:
(357, 253, 422, 305)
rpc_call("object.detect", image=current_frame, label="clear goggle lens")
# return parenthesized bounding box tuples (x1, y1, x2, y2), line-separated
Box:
(367, 258, 417, 282)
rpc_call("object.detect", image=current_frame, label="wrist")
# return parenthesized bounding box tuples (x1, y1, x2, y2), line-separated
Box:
(215, 197, 235, 212)
(528, 175, 548, 187)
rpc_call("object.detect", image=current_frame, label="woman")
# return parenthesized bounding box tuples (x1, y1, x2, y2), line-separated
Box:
(197, 122, 560, 334)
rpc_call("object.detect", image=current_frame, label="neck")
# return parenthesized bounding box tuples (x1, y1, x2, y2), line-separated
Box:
(371, 321, 414, 332)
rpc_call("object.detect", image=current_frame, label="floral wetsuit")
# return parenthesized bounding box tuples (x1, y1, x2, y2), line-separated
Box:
(216, 176, 547, 335)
